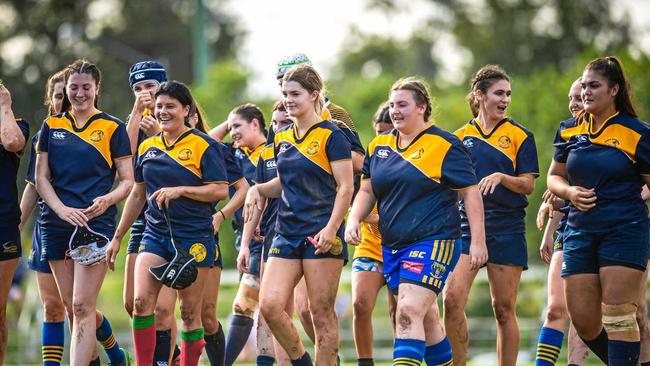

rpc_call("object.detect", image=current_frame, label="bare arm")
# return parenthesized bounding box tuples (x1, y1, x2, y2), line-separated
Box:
(19, 183, 39, 231)
(548, 160, 596, 212)
(539, 212, 563, 264)
(0, 85, 26, 152)
(459, 186, 487, 269)
(106, 183, 147, 269)
(212, 178, 249, 234)
(84, 157, 135, 220)
(313, 159, 354, 253)
(150, 182, 229, 209)
(351, 151, 364, 175)
(208, 120, 230, 142)
(345, 179, 377, 245)
(478, 172, 535, 195)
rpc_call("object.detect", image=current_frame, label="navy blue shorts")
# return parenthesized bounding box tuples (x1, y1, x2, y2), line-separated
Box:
(40, 222, 114, 261)
(383, 238, 460, 295)
(461, 232, 528, 269)
(0, 224, 21, 261)
(561, 222, 650, 277)
(28, 222, 51, 273)
(269, 227, 348, 263)
(140, 229, 215, 268)
(126, 219, 146, 255)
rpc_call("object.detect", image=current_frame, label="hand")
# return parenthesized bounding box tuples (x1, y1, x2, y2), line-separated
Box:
(313, 225, 337, 255)
(469, 238, 487, 270)
(236, 245, 250, 274)
(83, 196, 111, 220)
(253, 226, 264, 243)
(536, 201, 554, 230)
(140, 115, 161, 137)
(0, 83, 11, 108)
(105, 238, 121, 271)
(55, 205, 88, 227)
(150, 187, 184, 209)
(539, 237, 553, 264)
(478, 172, 503, 196)
(567, 186, 596, 212)
(134, 90, 153, 115)
(212, 212, 224, 235)
(244, 186, 263, 223)
(344, 219, 362, 246)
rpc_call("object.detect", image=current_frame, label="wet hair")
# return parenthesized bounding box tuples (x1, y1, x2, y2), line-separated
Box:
(64, 59, 102, 108)
(155, 81, 194, 127)
(272, 100, 286, 112)
(390, 77, 433, 122)
(374, 102, 391, 125)
(466, 65, 510, 118)
(282, 64, 324, 114)
(44, 70, 67, 115)
(231, 103, 267, 137)
(585, 56, 637, 117)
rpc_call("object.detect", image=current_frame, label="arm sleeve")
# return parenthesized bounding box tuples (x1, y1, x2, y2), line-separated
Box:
(325, 129, 352, 162)
(201, 142, 229, 184)
(441, 140, 477, 189)
(110, 122, 132, 159)
(515, 133, 539, 176)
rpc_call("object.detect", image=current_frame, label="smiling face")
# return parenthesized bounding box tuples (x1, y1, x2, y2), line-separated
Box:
(228, 112, 260, 148)
(133, 80, 160, 109)
(271, 109, 292, 132)
(155, 94, 189, 133)
(66, 72, 99, 114)
(581, 68, 618, 115)
(388, 89, 426, 135)
(281, 80, 318, 120)
(477, 79, 511, 123)
(50, 81, 65, 114)
(568, 79, 583, 118)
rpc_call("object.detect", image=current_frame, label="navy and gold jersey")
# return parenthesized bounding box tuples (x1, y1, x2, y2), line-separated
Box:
(274, 120, 351, 237)
(363, 125, 477, 249)
(218, 142, 244, 187)
(455, 118, 539, 235)
(136, 129, 228, 239)
(553, 112, 650, 230)
(228, 142, 265, 231)
(254, 143, 279, 237)
(37, 112, 130, 227)
(1, 118, 29, 226)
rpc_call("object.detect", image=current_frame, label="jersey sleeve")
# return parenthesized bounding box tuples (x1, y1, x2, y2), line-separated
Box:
(201, 141, 229, 184)
(636, 131, 650, 175)
(325, 129, 352, 162)
(254, 154, 266, 184)
(110, 122, 133, 159)
(553, 123, 570, 163)
(339, 126, 365, 154)
(16, 119, 30, 155)
(134, 145, 145, 184)
(37, 120, 50, 153)
(515, 133, 539, 176)
(441, 140, 477, 190)
(222, 144, 244, 185)
(362, 144, 372, 180)
(25, 134, 39, 184)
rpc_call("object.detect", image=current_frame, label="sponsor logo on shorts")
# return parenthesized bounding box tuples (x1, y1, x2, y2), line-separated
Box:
(408, 250, 426, 259)
(431, 262, 446, 279)
(178, 148, 192, 161)
(329, 237, 343, 255)
(90, 130, 104, 142)
(402, 260, 423, 274)
(269, 247, 281, 255)
(189, 243, 207, 262)
(498, 135, 511, 149)
(377, 149, 390, 158)
(463, 138, 474, 148)
(52, 131, 67, 140)
(2, 241, 18, 254)
(306, 141, 320, 155)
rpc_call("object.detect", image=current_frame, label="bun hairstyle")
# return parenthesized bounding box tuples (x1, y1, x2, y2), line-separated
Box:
(64, 59, 102, 108)
(585, 56, 637, 117)
(466, 65, 510, 118)
(282, 64, 324, 115)
(44, 69, 67, 115)
(390, 77, 433, 122)
(373, 102, 391, 124)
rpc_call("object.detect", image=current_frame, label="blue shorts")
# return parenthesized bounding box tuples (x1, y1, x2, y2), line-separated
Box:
(28, 222, 51, 273)
(352, 257, 383, 273)
(461, 232, 528, 269)
(140, 229, 215, 268)
(561, 222, 650, 277)
(0, 224, 21, 261)
(262, 229, 275, 263)
(40, 222, 114, 261)
(269, 227, 348, 263)
(383, 238, 460, 295)
(126, 219, 146, 255)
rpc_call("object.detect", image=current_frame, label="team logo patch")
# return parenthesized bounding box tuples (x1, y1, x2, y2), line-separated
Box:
(306, 141, 320, 155)
(377, 149, 390, 158)
(604, 138, 620, 147)
(134, 72, 145, 80)
(278, 143, 290, 155)
(409, 147, 425, 160)
(463, 138, 474, 148)
(90, 130, 104, 142)
(189, 243, 207, 262)
(431, 262, 447, 279)
(498, 135, 511, 149)
(52, 131, 67, 140)
(178, 148, 192, 161)
(1, 241, 18, 254)
(265, 160, 277, 169)
(329, 237, 343, 255)
(144, 150, 157, 159)
(576, 135, 588, 143)
(402, 260, 423, 274)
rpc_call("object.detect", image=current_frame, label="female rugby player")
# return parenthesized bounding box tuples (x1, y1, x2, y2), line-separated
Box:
(245, 64, 354, 366)
(35, 59, 134, 365)
(444, 65, 539, 366)
(548, 56, 650, 365)
(346, 77, 486, 366)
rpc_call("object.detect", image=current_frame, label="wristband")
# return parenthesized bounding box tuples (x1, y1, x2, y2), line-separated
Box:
(218, 210, 226, 220)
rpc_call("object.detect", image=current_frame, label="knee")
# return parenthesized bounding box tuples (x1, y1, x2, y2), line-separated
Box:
(201, 302, 218, 334)
(233, 296, 258, 318)
(603, 303, 639, 341)
(179, 301, 198, 326)
(72, 300, 92, 320)
(309, 302, 335, 326)
(443, 291, 465, 316)
(492, 300, 516, 325)
(154, 303, 173, 324)
(396, 302, 426, 332)
(133, 295, 153, 316)
(43, 300, 66, 322)
(260, 299, 284, 323)
(353, 296, 373, 319)
(546, 303, 568, 324)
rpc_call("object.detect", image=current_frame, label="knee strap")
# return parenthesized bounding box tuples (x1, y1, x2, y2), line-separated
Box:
(233, 274, 260, 317)
(603, 303, 640, 341)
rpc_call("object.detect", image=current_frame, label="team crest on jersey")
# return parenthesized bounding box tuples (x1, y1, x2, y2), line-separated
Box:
(306, 141, 320, 155)
(498, 135, 511, 149)
(463, 138, 474, 148)
(431, 262, 446, 279)
(377, 149, 390, 159)
(178, 148, 192, 161)
(1, 241, 18, 254)
(52, 131, 67, 140)
(604, 138, 620, 147)
(189, 243, 207, 262)
(329, 237, 343, 255)
(409, 148, 425, 160)
(90, 130, 104, 142)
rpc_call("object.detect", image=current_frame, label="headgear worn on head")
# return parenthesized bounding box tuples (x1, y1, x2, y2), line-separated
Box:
(129, 60, 167, 89)
(276, 53, 312, 79)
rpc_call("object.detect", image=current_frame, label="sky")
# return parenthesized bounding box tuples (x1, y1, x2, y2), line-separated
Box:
(224, 0, 650, 99)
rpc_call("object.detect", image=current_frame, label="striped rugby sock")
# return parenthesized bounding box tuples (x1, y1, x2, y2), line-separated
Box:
(42, 321, 65, 366)
(424, 337, 453, 366)
(96, 315, 125, 365)
(393, 338, 425, 366)
(535, 327, 563, 365)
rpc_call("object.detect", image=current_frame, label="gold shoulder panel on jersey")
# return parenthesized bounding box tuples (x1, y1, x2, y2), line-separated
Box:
(46, 115, 120, 167)
(368, 133, 396, 156)
(591, 123, 642, 160)
(260, 145, 274, 161)
(401, 133, 452, 183)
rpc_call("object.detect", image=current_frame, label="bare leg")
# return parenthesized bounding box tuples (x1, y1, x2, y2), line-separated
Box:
(486, 263, 523, 366)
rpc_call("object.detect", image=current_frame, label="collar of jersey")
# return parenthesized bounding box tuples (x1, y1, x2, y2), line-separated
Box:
(395, 124, 433, 153)
(161, 128, 193, 150)
(292, 120, 325, 143)
(587, 111, 620, 137)
(66, 111, 104, 132)
(470, 117, 509, 139)
(241, 141, 265, 156)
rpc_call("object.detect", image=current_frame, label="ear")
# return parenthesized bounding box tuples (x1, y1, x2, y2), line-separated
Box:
(309, 90, 319, 103)
(610, 83, 620, 98)
(251, 118, 260, 131)
(183, 105, 190, 118)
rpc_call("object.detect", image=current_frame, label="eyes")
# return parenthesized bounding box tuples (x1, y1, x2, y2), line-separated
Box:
(492, 90, 511, 97)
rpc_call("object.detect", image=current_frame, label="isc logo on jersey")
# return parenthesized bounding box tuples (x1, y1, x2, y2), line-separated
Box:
(52, 131, 67, 140)
(377, 149, 390, 159)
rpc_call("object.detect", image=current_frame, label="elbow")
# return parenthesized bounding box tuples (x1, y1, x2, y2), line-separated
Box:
(2, 138, 25, 153)
(213, 184, 229, 201)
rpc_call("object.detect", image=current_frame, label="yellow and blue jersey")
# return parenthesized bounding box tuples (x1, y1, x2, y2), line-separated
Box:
(227, 142, 265, 231)
(37, 112, 131, 227)
(553, 112, 650, 230)
(363, 125, 477, 249)
(455, 118, 539, 235)
(274, 120, 351, 237)
(1, 118, 29, 226)
(254, 143, 279, 238)
(135, 129, 228, 239)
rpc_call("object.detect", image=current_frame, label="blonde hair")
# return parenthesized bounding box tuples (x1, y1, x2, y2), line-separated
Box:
(282, 64, 324, 114)
(390, 77, 433, 122)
